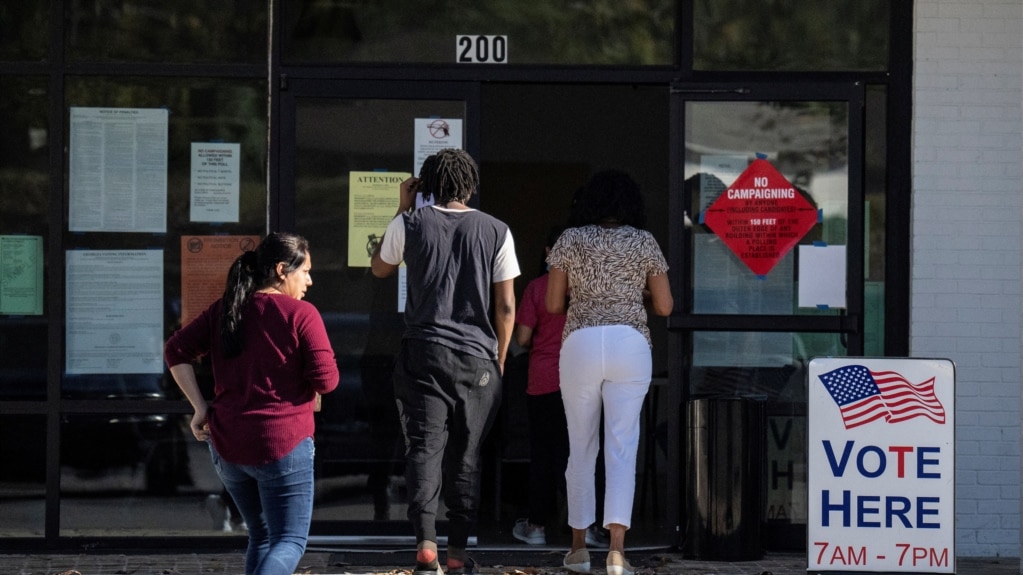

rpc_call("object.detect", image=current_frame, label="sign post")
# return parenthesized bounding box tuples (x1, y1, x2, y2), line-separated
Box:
(808, 357, 955, 574)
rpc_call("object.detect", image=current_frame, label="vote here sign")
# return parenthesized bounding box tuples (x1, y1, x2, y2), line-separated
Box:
(808, 358, 955, 573)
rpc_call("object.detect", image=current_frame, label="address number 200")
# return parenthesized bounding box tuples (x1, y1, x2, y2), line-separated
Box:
(456, 35, 508, 64)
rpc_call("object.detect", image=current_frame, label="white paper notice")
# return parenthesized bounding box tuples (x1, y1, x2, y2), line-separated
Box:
(698, 155, 747, 214)
(0, 235, 44, 315)
(66, 250, 164, 374)
(69, 107, 169, 233)
(190, 142, 241, 222)
(798, 244, 847, 309)
(414, 117, 463, 180)
(398, 267, 407, 313)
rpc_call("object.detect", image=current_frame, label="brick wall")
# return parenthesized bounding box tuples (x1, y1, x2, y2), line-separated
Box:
(913, 0, 1023, 558)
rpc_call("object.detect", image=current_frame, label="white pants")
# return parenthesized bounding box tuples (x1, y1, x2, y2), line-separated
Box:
(559, 325, 651, 530)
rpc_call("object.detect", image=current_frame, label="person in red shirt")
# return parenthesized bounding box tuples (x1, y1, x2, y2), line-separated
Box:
(512, 226, 610, 550)
(165, 232, 339, 575)
(511, 226, 569, 546)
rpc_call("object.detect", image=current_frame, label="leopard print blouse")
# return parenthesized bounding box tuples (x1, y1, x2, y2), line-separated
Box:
(546, 224, 669, 348)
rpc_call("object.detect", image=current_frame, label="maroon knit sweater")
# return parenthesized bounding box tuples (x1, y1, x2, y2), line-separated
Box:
(164, 293, 339, 465)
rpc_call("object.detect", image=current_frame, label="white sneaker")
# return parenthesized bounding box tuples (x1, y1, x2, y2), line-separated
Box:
(512, 518, 546, 545)
(606, 551, 635, 575)
(204, 494, 231, 531)
(563, 548, 591, 574)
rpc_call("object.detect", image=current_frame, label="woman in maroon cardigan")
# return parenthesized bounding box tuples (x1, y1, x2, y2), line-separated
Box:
(165, 232, 339, 575)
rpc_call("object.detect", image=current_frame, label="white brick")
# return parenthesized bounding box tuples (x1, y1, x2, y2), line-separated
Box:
(913, 0, 1022, 556)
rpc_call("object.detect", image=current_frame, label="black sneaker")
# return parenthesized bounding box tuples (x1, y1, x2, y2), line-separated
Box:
(585, 524, 609, 547)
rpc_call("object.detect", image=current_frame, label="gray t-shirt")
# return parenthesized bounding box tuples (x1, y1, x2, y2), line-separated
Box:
(380, 205, 520, 359)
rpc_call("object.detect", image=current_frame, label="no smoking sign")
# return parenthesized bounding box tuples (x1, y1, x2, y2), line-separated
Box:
(702, 159, 819, 276)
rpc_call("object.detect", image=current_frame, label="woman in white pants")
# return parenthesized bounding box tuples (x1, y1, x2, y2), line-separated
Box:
(546, 170, 673, 575)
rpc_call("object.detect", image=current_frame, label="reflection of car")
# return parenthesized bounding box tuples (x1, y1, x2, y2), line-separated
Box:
(0, 317, 191, 494)
(62, 374, 192, 495)
(314, 313, 405, 475)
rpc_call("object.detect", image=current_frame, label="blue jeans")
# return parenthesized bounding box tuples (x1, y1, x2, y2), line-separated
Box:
(209, 437, 315, 575)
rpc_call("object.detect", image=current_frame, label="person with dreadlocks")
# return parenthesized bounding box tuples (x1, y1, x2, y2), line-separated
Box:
(371, 148, 520, 575)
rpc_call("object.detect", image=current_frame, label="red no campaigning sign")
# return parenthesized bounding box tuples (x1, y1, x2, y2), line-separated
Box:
(702, 159, 818, 276)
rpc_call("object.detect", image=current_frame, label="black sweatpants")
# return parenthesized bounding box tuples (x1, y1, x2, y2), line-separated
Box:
(393, 339, 503, 549)
(526, 390, 569, 526)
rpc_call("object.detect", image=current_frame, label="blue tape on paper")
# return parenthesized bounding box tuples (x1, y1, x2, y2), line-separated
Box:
(817, 304, 830, 310)
(755, 275, 767, 280)
(817, 209, 823, 222)
(813, 241, 827, 247)
(755, 152, 767, 159)
(698, 211, 705, 224)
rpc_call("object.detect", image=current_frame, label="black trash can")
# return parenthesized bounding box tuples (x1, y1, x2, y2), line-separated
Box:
(683, 397, 766, 560)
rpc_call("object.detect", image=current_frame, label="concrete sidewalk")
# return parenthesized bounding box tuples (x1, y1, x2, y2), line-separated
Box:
(2, 549, 1018, 575)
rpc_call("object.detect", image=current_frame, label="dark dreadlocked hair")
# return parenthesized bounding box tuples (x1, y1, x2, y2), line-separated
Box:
(570, 169, 647, 230)
(221, 232, 309, 358)
(417, 148, 479, 205)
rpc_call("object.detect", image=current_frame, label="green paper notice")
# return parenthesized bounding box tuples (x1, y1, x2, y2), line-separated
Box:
(0, 235, 44, 315)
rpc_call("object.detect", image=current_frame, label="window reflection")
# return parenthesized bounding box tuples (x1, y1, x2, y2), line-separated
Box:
(694, 0, 889, 71)
(688, 331, 845, 545)
(0, 76, 49, 399)
(282, 0, 674, 65)
(0, 318, 47, 401)
(690, 331, 843, 402)
(59, 413, 243, 535)
(685, 101, 848, 316)
(864, 86, 888, 355)
(61, 77, 267, 400)
(61, 412, 191, 495)
(0, 1, 48, 61)
(0, 76, 49, 247)
(65, 0, 266, 63)
(0, 415, 46, 537)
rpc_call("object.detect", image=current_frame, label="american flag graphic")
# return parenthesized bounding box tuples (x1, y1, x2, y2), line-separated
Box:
(818, 364, 946, 429)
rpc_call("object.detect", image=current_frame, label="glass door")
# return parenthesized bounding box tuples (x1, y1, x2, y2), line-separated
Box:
(278, 80, 478, 543)
(670, 83, 864, 551)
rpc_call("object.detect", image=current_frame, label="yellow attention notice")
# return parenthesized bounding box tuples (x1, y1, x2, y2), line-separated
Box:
(348, 171, 410, 268)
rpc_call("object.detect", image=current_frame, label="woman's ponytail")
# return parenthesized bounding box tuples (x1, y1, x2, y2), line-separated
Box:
(221, 250, 258, 357)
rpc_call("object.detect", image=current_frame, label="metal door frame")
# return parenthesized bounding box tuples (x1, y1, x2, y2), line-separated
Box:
(666, 81, 866, 549)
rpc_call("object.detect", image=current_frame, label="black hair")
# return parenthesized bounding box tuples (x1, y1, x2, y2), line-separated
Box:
(545, 224, 566, 249)
(418, 148, 479, 205)
(570, 169, 647, 229)
(537, 224, 567, 276)
(221, 232, 310, 357)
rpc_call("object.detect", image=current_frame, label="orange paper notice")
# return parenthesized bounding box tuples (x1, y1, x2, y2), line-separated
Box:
(180, 235, 260, 326)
